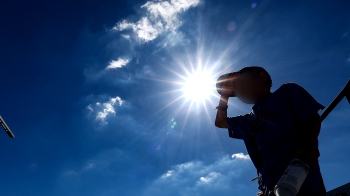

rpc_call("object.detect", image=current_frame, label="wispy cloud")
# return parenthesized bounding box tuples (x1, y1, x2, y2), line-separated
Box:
(197, 172, 221, 185)
(112, 0, 200, 42)
(121, 34, 131, 40)
(54, 148, 129, 195)
(84, 0, 200, 84)
(86, 96, 124, 125)
(142, 153, 256, 196)
(96, 96, 123, 124)
(115, 17, 163, 42)
(106, 58, 131, 69)
(60, 148, 125, 177)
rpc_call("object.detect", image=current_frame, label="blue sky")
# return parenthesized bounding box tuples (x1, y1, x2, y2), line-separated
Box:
(0, 0, 349, 195)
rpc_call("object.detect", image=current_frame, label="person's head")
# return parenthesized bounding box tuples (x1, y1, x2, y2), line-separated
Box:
(234, 66, 272, 104)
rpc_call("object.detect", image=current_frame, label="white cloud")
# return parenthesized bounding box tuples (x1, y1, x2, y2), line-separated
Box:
(142, 153, 257, 196)
(116, 17, 164, 42)
(121, 34, 131, 40)
(141, 0, 199, 28)
(54, 148, 126, 196)
(94, 96, 123, 125)
(86, 104, 93, 112)
(112, 0, 200, 42)
(197, 172, 221, 185)
(60, 148, 125, 177)
(62, 170, 79, 177)
(106, 58, 131, 69)
(161, 170, 175, 179)
(231, 152, 250, 160)
(82, 163, 95, 171)
(85, 0, 200, 82)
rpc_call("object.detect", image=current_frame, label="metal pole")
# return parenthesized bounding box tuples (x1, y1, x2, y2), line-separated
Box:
(0, 116, 15, 138)
(320, 79, 350, 122)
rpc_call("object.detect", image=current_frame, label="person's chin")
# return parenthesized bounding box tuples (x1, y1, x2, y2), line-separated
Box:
(238, 96, 255, 104)
(244, 100, 255, 104)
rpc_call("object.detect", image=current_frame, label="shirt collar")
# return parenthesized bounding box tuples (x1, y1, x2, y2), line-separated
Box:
(252, 92, 272, 114)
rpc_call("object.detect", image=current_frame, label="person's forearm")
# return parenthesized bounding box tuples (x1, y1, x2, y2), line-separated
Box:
(215, 96, 229, 127)
(219, 96, 229, 107)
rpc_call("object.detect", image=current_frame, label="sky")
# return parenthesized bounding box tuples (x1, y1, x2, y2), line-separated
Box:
(0, 0, 350, 195)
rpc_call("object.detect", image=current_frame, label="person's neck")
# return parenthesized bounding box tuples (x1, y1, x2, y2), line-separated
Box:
(254, 90, 271, 104)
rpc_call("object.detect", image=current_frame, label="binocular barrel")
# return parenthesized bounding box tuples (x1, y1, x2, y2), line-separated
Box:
(216, 72, 239, 97)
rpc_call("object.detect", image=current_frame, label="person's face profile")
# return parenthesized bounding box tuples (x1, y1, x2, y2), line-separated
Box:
(235, 73, 259, 104)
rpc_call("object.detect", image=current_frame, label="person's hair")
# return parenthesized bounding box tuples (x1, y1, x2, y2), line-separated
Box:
(238, 66, 272, 89)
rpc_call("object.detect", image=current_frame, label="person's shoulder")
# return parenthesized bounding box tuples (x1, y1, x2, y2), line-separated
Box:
(279, 82, 302, 89)
(227, 112, 253, 119)
(276, 83, 304, 92)
(272, 83, 307, 98)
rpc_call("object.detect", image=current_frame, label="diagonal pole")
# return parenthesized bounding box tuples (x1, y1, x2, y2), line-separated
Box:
(320, 79, 350, 122)
(0, 116, 15, 138)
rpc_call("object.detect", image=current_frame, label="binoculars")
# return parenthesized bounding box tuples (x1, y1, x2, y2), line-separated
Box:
(216, 72, 239, 97)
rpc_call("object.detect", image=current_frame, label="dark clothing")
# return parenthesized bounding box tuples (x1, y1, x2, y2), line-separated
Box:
(226, 83, 326, 195)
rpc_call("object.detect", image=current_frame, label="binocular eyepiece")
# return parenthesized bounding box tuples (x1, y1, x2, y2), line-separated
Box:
(216, 66, 269, 97)
(216, 72, 239, 97)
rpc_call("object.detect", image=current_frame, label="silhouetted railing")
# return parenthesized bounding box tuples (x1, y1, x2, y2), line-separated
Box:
(0, 116, 15, 138)
(321, 79, 350, 122)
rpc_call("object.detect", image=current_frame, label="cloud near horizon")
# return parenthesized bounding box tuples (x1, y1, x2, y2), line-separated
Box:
(142, 153, 256, 196)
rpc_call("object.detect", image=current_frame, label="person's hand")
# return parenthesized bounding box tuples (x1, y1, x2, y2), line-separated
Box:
(220, 80, 234, 98)
(220, 73, 239, 98)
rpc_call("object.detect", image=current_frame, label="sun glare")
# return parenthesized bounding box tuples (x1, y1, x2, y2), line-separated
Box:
(182, 70, 215, 102)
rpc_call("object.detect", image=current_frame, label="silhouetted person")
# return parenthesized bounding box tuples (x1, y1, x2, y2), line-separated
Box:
(215, 66, 326, 196)
(334, 192, 349, 196)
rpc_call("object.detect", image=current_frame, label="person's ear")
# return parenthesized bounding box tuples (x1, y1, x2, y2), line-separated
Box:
(259, 71, 267, 81)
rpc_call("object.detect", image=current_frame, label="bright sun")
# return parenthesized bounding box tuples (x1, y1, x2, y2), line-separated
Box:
(182, 70, 215, 102)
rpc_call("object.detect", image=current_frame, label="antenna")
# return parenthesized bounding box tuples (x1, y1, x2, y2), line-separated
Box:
(320, 79, 350, 122)
(0, 116, 15, 138)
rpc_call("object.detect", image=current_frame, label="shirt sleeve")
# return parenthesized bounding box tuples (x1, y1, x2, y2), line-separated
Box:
(285, 83, 325, 122)
(226, 112, 252, 140)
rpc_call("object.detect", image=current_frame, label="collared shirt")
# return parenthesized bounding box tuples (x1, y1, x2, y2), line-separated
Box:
(226, 83, 325, 193)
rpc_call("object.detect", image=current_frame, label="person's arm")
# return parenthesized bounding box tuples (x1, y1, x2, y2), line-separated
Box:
(215, 95, 230, 128)
(215, 73, 239, 128)
(295, 112, 321, 169)
(284, 83, 325, 169)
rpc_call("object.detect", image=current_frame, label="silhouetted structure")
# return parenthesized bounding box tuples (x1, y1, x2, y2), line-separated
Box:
(327, 182, 350, 196)
(320, 79, 350, 122)
(322, 80, 349, 195)
(0, 116, 15, 138)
